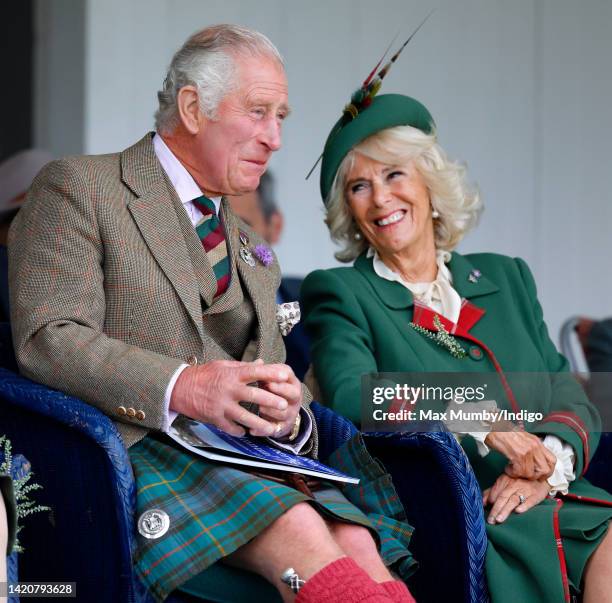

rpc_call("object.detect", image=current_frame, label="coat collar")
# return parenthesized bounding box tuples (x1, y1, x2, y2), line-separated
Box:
(354, 250, 499, 310)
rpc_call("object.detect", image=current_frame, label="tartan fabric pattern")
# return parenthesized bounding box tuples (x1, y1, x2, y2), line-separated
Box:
(192, 195, 230, 298)
(8, 133, 312, 449)
(130, 437, 379, 602)
(325, 434, 418, 580)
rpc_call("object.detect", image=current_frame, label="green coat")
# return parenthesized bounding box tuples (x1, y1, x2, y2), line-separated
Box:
(302, 251, 612, 602)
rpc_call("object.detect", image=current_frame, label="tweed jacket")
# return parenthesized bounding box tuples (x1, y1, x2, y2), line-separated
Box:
(8, 134, 314, 450)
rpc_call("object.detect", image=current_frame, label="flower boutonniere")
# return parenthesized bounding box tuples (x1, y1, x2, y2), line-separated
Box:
(252, 244, 274, 267)
(410, 314, 467, 359)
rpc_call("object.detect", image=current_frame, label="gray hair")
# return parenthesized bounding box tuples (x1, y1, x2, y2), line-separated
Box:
(325, 125, 482, 262)
(155, 24, 284, 133)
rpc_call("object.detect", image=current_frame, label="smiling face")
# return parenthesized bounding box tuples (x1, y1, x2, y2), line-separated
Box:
(190, 54, 289, 196)
(345, 152, 435, 262)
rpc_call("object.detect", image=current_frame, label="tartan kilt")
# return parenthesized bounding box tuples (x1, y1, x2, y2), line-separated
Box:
(130, 434, 416, 602)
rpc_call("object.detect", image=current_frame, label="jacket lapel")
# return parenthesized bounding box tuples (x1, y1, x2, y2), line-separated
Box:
(121, 133, 205, 343)
(229, 203, 277, 360)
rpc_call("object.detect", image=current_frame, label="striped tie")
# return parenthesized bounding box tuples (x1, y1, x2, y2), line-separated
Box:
(192, 195, 230, 298)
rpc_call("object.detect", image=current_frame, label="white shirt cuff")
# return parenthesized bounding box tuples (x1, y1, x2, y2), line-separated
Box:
(468, 431, 491, 457)
(542, 435, 576, 495)
(163, 363, 189, 432)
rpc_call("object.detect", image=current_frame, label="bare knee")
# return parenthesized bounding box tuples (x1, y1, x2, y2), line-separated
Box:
(225, 503, 343, 582)
(274, 502, 330, 537)
(329, 523, 378, 556)
(328, 523, 392, 582)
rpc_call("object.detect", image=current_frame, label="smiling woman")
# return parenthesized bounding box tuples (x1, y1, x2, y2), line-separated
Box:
(325, 122, 480, 266)
(302, 92, 612, 603)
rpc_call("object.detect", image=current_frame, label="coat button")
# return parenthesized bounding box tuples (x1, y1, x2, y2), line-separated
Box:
(468, 345, 484, 361)
(136, 410, 146, 421)
(187, 355, 198, 366)
(127, 407, 136, 417)
(117, 406, 127, 416)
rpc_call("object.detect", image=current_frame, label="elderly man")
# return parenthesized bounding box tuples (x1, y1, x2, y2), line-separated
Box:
(9, 25, 415, 603)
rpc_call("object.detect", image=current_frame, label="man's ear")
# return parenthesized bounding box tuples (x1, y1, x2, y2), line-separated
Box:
(177, 86, 203, 134)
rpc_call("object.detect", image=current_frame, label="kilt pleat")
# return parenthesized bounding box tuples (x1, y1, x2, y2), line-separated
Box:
(130, 435, 415, 602)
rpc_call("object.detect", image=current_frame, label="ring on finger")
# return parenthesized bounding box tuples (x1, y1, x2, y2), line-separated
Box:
(274, 421, 283, 436)
(517, 493, 526, 505)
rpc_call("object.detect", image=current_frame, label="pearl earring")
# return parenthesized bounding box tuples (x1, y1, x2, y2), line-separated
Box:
(354, 231, 362, 240)
(432, 209, 440, 219)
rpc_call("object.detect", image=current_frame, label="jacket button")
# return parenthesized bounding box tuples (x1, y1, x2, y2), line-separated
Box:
(117, 406, 127, 416)
(187, 355, 198, 366)
(136, 410, 146, 421)
(468, 345, 484, 361)
(127, 407, 136, 417)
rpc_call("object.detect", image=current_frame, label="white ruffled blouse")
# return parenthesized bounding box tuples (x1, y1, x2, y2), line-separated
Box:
(367, 246, 576, 495)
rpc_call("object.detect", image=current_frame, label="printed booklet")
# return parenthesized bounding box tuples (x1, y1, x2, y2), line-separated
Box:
(167, 416, 359, 484)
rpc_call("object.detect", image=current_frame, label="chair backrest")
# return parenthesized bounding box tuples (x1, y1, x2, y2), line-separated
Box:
(559, 316, 590, 375)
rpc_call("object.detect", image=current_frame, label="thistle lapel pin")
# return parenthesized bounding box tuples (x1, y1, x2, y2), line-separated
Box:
(253, 244, 274, 267)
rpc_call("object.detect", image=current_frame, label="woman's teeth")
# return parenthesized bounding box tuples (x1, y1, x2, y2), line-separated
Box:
(376, 210, 405, 226)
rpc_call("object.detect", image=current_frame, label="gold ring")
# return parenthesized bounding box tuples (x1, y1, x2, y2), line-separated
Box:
(275, 421, 283, 435)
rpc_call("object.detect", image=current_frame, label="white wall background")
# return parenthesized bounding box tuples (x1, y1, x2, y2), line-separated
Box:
(35, 0, 612, 344)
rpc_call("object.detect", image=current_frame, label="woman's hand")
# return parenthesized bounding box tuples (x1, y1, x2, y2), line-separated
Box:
(482, 474, 550, 524)
(485, 429, 557, 480)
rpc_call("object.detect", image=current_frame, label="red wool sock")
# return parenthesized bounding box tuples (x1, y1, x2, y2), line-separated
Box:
(380, 580, 416, 603)
(295, 557, 394, 603)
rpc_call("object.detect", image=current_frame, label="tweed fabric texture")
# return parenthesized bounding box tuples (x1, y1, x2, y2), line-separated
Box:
(130, 436, 387, 602)
(8, 133, 314, 450)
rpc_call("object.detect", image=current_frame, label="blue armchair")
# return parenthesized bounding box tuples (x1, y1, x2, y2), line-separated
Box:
(0, 322, 489, 602)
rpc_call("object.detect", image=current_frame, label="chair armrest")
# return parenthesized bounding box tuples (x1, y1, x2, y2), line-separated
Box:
(0, 367, 139, 601)
(364, 431, 489, 603)
(310, 401, 358, 459)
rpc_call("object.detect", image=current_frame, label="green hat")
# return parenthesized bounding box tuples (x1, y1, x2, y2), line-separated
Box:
(320, 93, 435, 203)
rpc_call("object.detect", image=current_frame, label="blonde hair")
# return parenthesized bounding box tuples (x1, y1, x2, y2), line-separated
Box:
(325, 125, 482, 262)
